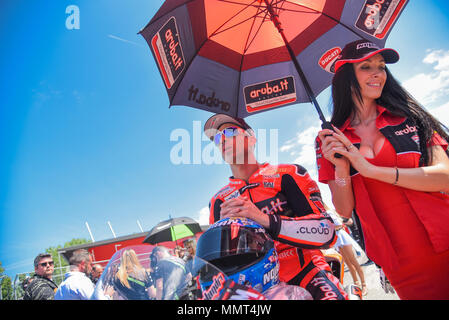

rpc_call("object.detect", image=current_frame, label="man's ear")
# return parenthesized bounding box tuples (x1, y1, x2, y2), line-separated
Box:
(248, 135, 257, 145)
(245, 129, 257, 148)
(244, 128, 255, 138)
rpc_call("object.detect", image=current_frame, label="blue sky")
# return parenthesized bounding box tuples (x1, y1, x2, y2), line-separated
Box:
(1, 0, 449, 279)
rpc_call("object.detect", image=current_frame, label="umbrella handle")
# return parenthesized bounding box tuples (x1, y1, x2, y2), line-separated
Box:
(321, 121, 343, 159)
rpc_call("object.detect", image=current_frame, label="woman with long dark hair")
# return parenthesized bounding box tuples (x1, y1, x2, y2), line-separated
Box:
(316, 39, 449, 299)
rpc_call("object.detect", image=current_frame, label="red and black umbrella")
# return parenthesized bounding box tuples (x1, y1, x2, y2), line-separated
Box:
(139, 0, 407, 128)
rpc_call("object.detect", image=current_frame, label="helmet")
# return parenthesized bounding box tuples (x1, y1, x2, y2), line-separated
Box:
(149, 246, 169, 269)
(195, 217, 279, 294)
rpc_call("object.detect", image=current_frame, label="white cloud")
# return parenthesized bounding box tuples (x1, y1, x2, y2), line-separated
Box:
(108, 34, 144, 47)
(403, 49, 449, 106)
(197, 206, 210, 225)
(424, 49, 449, 71)
(279, 123, 334, 209)
(281, 124, 321, 167)
(428, 101, 449, 127)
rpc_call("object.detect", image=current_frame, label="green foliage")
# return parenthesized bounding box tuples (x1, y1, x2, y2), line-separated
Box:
(0, 261, 13, 300)
(63, 238, 91, 248)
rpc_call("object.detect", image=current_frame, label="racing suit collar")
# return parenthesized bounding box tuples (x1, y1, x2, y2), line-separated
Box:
(229, 162, 270, 183)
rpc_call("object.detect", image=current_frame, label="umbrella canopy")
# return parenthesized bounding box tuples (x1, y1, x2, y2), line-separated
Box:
(143, 216, 202, 244)
(139, 0, 408, 122)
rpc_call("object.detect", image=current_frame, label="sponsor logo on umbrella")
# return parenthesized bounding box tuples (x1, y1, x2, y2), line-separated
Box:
(187, 85, 231, 112)
(319, 47, 342, 73)
(355, 0, 408, 39)
(244, 76, 296, 113)
(151, 17, 185, 89)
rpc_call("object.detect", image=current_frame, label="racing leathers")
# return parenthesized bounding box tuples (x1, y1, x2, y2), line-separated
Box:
(153, 255, 187, 300)
(209, 163, 348, 300)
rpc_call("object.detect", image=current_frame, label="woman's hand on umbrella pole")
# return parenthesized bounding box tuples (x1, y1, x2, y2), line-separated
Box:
(318, 129, 351, 168)
(327, 126, 375, 177)
(220, 196, 269, 228)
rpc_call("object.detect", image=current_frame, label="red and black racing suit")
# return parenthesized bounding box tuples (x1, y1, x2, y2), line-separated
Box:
(209, 163, 348, 300)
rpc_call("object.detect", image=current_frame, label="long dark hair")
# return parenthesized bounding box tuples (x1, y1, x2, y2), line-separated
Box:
(331, 63, 449, 166)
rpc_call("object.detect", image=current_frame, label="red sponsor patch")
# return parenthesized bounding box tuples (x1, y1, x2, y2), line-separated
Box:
(244, 77, 296, 113)
(151, 17, 185, 89)
(318, 47, 341, 73)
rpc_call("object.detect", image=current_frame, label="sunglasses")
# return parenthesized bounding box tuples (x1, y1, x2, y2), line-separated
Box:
(213, 126, 241, 146)
(39, 261, 54, 267)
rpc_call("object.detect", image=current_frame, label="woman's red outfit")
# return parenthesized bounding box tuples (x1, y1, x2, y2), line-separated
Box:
(316, 105, 449, 299)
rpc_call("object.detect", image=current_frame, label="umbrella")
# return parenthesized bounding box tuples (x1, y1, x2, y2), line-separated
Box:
(143, 216, 202, 244)
(139, 0, 408, 127)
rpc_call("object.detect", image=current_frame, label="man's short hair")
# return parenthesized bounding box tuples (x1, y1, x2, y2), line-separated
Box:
(69, 249, 91, 266)
(34, 253, 52, 268)
(151, 246, 169, 256)
(150, 246, 170, 268)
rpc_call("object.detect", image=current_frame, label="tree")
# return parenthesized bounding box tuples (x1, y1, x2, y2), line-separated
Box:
(0, 261, 13, 300)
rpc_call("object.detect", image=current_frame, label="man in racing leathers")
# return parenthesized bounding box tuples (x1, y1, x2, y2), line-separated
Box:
(204, 114, 348, 300)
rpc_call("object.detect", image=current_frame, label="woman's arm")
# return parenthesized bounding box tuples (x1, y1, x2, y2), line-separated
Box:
(363, 145, 449, 192)
(328, 178, 355, 218)
(329, 127, 449, 193)
(317, 130, 355, 218)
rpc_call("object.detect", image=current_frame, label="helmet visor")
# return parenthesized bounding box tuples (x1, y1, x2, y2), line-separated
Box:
(196, 224, 273, 262)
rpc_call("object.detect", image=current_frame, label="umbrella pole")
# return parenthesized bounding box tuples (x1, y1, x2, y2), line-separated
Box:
(264, 1, 331, 129)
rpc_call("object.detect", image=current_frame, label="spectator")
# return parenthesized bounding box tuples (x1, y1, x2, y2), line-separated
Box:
(150, 246, 187, 300)
(23, 253, 58, 300)
(329, 211, 367, 296)
(183, 238, 196, 276)
(343, 212, 374, 266)
(113, 249, 154, 300)
(173, 246, 186, 260)
(54, 249, 95, 300)
(90, 264, 103, 285)
(342, 211, 365, 251)
(21, 276, 33, 293)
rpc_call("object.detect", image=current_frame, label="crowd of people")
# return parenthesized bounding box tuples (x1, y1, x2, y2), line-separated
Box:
(97, 239, 196, 300)
(22, 249, 100, 300)
(21, 238, 198, 300)
(20, 39, 449, 300)
(19, 221, 373, 300)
